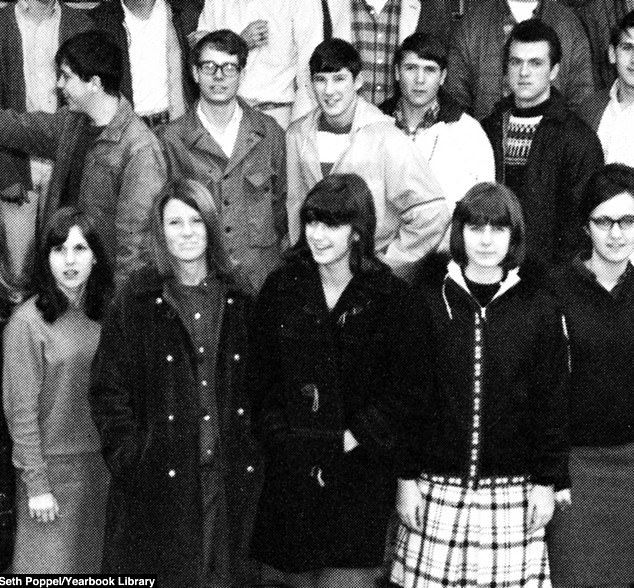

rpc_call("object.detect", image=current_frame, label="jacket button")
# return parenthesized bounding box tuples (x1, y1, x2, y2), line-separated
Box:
(237, 408, 245, 416)
(168, 469, 176, 477)
(201, 380, 208, 387)
(246, 465, 254, 473)
(194, 312, 201, 320)
(203, 415, 211, 421)
(198, 346, 205, 354)
(168, 414, 174, 421)
(166, 355, 173, 362)
(227, 297, 234, 305)
(233, 353, 240, 361)
(155, 297, 163, 305)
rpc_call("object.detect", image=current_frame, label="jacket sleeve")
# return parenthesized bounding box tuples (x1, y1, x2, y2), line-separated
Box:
(560, 15, 595, 111)
(557, 122, 604, 262)
(0, 108, 64, 160)
(90, 287, 143, 483)
(114, 136, 167, 286)
(445, 19, 476, 115)
(2, 311, 50, 497)
(347, 288, 437, 478)
(529, 296, 570, 490)
(382, 129, 450, 275)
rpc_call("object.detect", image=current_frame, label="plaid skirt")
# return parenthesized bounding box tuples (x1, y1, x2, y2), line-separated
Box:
(389, 475, 550, 588)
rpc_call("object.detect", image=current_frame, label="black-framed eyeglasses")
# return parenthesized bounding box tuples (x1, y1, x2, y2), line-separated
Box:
(590, 215, 634, 231)
(197, 61, 240, 78)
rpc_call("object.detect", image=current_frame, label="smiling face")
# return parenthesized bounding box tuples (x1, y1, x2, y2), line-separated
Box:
(193, 45, 242, 107)
(587, 191, 634, 266)
(463, 223, 512, 274)
(48, 225, 95, 300)
(396, 52, 446, 111)
(610, 28, 634, 93)
(312, 68, 360, 129)
(305, 220, 355, 272)
(507, 40, 559, 108)
(163, 198, 208, 267)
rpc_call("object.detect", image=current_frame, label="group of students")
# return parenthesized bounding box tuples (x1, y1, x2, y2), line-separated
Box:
(0, 168, 632, 588)
(0, 2, 632, 588)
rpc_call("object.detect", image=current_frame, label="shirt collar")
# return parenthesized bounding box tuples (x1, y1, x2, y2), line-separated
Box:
(393, 98, 440, 137)
(197, 101, 243, 136)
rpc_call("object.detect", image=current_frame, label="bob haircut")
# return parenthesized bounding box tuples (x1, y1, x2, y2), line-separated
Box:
(395, 33, 448, 70)
(450, 182, 526, 270)
(309, 38, 362, 78)
(150, 178, 250, 292)
(503, 19, 562, 71)
(191, 29, 249, 71)
(579, 163, 634, 223)
(35, 207, 113, 323)
(286, 173, 386, 275)
(610, 10, 634, 48)
(55, 31, 122, 97)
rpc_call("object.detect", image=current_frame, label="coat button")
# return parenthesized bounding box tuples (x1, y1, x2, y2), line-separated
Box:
(168, 414, 174, 421)
(233, 353, 240, 361)
(237, 408, 245, 416)
(166, 355, 173, 362)
(203, 415, 211, 421)
(155, 297, 163, 305)
(194, 312, 201, 320)
(201, 380, 208, 387)
(168, 469, 176, 477)
(227, 297, 234, 305)
(246, 465, 254, 473)
(198, 346, 205, 354)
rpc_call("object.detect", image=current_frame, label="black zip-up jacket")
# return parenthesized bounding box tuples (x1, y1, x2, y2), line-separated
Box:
(551, 258, 634, 447)
(405, 258, 570, 489)
(481, 90, 604, 267)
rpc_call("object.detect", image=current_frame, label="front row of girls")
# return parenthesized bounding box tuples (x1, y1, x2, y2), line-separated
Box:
(0, 165, 631, 587)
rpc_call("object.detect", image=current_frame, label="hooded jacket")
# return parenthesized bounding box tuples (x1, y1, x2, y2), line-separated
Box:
(405, 258, 570, 488)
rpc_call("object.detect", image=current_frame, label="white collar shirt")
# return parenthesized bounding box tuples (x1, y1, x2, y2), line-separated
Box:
(197, 101, 243, 158)
(598, 80, 634, 167)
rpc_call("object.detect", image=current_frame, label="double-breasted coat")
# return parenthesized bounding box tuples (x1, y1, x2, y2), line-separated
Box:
(248, 262, 435, 572)
(90, 266, 261, 586)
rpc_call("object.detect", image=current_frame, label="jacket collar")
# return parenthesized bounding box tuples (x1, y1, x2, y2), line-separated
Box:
(384, 87, 464, 126)
(97, 97, 136, 143)
(304, 95, 392, 137)
(490, 87, 568, 124)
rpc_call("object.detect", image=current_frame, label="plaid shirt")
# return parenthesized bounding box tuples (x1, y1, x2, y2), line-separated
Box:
(393, 98, 440, 138)
(351, 0, 401, 105)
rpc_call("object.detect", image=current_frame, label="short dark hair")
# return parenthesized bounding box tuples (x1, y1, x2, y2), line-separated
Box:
(150, 178, 252, 293)
(450, 182, 526, 270)
(610, 10, 634, 47)
(395, 33, 447, 70)
(309, 38, 362, 78)
(191, 29, 249, 71)
(503, 19, 562, 70)
(35, 207, 113, 323)
(287, 174, 387, 275)
(55, 31, 122, 96)
(580, 163, 634, 224)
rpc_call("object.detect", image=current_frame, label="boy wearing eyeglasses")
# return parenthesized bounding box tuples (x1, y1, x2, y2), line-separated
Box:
(160, 29, 287, 293)
(481, 19, 604, 269)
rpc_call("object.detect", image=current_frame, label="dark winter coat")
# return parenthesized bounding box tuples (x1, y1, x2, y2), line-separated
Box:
(481, 91, 604, 266)
(445, 0, 594, 120)
(90, 266, 260, 587)
(406, 258, 570, 488)
(249, 262, 435, 572)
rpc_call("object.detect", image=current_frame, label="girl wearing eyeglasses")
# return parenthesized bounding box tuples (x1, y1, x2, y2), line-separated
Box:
(548, 164, 634, 588)
(390, 182, 569, 588)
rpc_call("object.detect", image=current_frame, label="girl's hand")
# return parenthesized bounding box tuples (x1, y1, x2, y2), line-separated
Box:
(28, 493, 59, 523)
(527, 484, 555, 533)
(396, 478, 424, 532)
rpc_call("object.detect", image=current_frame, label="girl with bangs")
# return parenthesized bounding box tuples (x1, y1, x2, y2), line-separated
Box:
(3, 207, 113, 573)
(249, 173, 436, 588)
(390, 182, 570, 588)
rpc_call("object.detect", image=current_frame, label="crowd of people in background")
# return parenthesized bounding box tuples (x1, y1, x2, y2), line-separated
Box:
(0, 0, 632, 586)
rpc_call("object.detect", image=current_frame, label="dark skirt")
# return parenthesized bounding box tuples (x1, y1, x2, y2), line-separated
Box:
(547, 442, 634, 585)
(13, 452, 110, 573)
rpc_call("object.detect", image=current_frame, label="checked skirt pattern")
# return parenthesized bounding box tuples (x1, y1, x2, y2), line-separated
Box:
(390, 475, 551, 587)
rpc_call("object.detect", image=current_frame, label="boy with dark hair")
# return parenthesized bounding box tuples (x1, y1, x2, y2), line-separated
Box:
(287, 38, 449, 279)
(481, 20, 604, 268)
(0, 30, 166, 286)
(578, 10, 634, 168)
(161, 29, 287, 294)
(381, 33, 494, 222)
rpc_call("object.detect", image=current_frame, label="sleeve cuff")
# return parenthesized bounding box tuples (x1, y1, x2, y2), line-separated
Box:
(21, 466, 51, 498)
